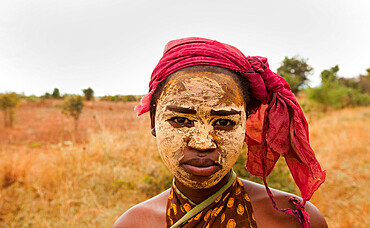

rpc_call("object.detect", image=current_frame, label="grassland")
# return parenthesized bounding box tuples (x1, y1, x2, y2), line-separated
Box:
(0, 100, 369, 227)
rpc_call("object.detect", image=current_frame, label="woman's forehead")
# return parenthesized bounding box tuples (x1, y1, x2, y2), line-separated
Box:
(158, 71, 244, 108)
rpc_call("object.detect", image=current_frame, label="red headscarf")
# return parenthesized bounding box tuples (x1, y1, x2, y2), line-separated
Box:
(135, 37, 326, 227)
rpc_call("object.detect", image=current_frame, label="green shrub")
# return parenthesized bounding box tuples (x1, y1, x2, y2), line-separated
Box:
(0, 92, 21, 127)
(40, 92, 51, 100)
(61, 95, 84, 130)
(82, 87, 94, 101)
(309, 82, 370, 109)
(308, 65, 370, 109)
(100, 95, 139, 102)
(25, 95, 39, 103)
(52, 88, 62, 99)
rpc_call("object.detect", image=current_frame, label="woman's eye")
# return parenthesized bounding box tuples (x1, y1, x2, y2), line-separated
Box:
(168, 117, 192, 127)
(214, 119, 236, 128)
(173, 117, 188, 124)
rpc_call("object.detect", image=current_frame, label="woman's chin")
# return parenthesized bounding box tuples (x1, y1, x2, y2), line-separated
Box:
(175, 169, 227, 189)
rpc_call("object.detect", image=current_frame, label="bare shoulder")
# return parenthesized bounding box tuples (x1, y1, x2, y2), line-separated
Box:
(240, 178, 328, 228)
(113, 189, 170, 228)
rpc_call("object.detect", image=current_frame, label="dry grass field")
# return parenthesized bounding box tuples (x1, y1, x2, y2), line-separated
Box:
(0, 100, 369, 228)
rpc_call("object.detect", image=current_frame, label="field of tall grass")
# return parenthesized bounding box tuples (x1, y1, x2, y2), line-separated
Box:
(0, 100, 369, 227)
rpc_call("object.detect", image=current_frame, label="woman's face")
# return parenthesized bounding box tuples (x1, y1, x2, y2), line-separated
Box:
(154, 71, 247, 189)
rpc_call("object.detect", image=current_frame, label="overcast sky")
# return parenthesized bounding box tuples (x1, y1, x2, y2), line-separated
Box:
(1, 0, 369, 96)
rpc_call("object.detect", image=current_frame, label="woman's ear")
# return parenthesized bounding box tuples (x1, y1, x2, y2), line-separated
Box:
(151, 128, 156, 137)
(150, 111, 156, 137)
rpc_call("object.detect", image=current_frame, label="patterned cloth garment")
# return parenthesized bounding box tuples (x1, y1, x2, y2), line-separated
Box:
(166, 176, 257, 228)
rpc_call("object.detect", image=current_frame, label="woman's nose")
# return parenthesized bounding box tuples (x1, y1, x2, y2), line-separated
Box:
(187, 126, 217, 151)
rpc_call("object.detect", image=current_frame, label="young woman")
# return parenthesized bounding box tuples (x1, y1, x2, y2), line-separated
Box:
(114, 37, 327, 228)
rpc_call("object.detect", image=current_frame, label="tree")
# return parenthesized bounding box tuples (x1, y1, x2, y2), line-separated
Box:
(0, 92, 21, 127)
(324, 66, 370, 93)
(61, 95, 84, 130)
(82, 87, 94, 101)
(277, 56, 313, 94)
(52, 88, 61, 99)
(308, 65, 370, 109)
(320, 65, 339, 84)
(41, 92, 51, 99)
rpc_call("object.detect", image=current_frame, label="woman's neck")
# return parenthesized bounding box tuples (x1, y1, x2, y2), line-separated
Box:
(174, 172, 231, 204)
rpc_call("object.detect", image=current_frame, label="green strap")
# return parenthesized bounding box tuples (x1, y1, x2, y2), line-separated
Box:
(170, 171, 236, 228)
(173, 182, 197, 206)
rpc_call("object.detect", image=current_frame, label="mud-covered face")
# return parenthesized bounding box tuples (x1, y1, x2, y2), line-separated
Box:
(154, 71, 247, 189)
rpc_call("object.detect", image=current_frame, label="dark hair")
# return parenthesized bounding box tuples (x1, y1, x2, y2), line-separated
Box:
(149, 65, 261, 125)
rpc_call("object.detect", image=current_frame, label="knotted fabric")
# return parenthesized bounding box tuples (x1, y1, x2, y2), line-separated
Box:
(135, 37, 326, 227)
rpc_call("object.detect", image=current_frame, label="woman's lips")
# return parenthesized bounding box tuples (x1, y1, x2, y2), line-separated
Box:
(182, 164, 221, 176)
(181, 158, 221, 176)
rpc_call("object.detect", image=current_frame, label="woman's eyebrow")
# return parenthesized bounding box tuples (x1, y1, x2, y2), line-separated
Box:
(166, 105, 196, 114)
(210, 109, 241, 116)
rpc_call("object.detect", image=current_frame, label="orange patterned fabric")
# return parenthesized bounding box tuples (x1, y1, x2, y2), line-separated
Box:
(166, 178, 257, 228)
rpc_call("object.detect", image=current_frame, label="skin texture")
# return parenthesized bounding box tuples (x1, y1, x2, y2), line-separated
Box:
(113, 69, 328, 228)
(154, 71, 246, 189)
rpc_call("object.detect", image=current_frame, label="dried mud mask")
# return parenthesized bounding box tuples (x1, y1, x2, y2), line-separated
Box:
(155, 71, 247, 189)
